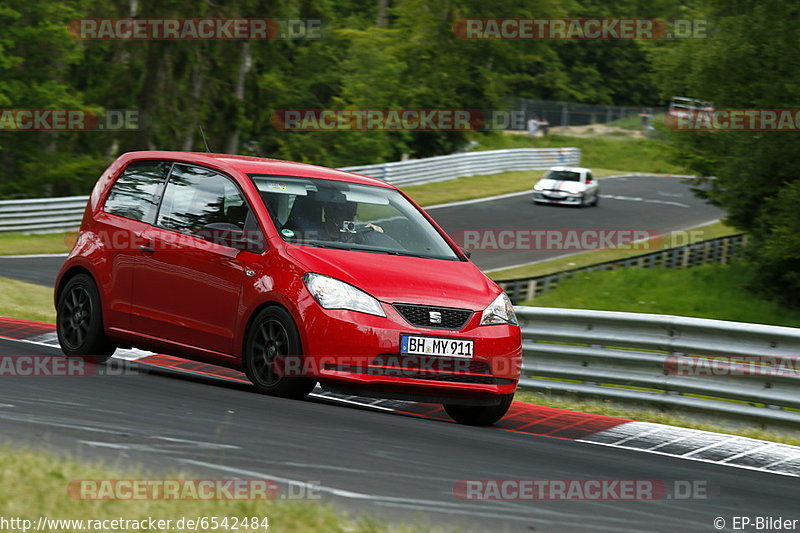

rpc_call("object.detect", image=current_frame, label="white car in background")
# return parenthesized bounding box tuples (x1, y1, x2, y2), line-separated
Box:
(532, 166, 600, 207)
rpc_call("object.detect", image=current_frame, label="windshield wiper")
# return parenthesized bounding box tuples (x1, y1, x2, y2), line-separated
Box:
(345, 245, 449, 260)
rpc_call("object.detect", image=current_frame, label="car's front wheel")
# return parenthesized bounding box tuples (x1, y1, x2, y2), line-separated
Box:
(444, 394, 514, 426)
(56, 274, 116, 362)
(243, 306, 317, 399)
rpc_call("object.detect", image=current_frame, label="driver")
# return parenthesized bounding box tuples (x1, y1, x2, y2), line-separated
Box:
(322, 200, 383, 242)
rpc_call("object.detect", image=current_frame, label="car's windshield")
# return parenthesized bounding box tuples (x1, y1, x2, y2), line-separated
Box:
(544, 170, 581, 182)
(250, 175, 459, 261)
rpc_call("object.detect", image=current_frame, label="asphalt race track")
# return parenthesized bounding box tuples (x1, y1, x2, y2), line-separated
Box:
(428, 175, 725, 271)
(0, 175, 724, 286)
(0, 336, 796, 533)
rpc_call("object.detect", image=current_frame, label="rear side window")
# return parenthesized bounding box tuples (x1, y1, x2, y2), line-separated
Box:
(157, 164, 250, 236)
(104, 161, 170, 223)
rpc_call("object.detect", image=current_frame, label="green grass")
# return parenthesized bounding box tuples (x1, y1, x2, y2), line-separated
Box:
(488, 220, 738, 280)
(513, 391, 800, 446)
(469, 132, 689, 175)
(520, 264, 800, 328)
(0, 276, 55, 323)
(0, 446, 437, 533)
(0, 231, 76, 255)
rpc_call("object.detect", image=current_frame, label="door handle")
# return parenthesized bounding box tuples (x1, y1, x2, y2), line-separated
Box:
(139, 242, 156, 253)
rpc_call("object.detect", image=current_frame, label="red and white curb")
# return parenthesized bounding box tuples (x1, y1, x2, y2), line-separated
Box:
(1, 316, 798, 477)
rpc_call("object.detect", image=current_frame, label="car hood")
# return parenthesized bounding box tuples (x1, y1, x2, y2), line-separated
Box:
(536, 178, 585, 194)
(284, 245, 500, 311)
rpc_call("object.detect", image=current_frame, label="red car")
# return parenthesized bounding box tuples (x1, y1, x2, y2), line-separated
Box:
(55, 152, 522, 425)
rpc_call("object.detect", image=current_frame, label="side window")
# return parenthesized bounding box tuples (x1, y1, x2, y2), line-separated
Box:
(157, 164, 250, 237)
(104, 161, 170, 223)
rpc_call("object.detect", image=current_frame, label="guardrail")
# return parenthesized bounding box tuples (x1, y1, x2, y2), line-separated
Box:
(516, 307, 800, 427)
(0, 196, 89, 234)
(340, 147, 580, 187)
(0, 148, 580, 234)
(497, 234, 747, 303)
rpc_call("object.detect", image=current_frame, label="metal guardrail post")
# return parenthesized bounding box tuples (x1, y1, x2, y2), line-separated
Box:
(515, 306, 800, 426)
(497, 234, 748, 304)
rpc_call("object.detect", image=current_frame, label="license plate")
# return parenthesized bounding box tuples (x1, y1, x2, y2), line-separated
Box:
(400, 335, 474, 358)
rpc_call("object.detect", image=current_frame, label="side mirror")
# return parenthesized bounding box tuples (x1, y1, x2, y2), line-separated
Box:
(461, 247, 472, 259)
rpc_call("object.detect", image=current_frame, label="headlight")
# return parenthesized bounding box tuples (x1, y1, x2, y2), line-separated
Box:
(480, 293, 518, 326)
(303, 273, 386, 317)
(533, 183, 544, 191)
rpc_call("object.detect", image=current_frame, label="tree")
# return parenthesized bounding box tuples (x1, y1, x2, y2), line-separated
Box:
(652, 0, 800, 306)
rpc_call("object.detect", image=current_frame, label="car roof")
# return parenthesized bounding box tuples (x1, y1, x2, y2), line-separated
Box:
(119, 151, 394, 189)
(548, 166, 591, 173)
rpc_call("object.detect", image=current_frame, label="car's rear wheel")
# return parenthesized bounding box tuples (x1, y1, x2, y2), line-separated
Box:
(443, 394, 514, 426)
(56, 274, 116, 362)
(243, 306, 317, 399)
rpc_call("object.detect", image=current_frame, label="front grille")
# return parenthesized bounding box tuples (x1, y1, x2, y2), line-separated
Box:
(393, 303, 473, 330)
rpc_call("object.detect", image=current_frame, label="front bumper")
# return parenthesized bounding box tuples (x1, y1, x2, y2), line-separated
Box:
(297, 298, 522, 403)
(532, 192, 583, 204)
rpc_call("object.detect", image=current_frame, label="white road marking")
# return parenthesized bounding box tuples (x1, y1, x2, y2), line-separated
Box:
(152, 436, 239, 449)
(578, 437, 798, 478)
(598, 194, 690, 208)
(424, 174, 633, 210)
(720, 442, 778, 463)
(682, 437, 742, 457)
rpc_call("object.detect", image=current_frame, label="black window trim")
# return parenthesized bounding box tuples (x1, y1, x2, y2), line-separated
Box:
(101, 159, 174, 224)
(152, 162, 268, 253)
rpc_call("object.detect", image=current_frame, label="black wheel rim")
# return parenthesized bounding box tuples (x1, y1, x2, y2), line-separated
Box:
(60, 286, 92, 349)
(251, 319, 290, 386)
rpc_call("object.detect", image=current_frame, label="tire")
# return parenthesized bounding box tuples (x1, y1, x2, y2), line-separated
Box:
(56, 274, 116, 362)
(443, 394, 514, 426)
(243, 306, 317, 399)
(592, 193, 600, 206)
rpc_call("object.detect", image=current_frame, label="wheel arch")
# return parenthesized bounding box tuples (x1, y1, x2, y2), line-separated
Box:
(240, 300, 304, 357)
(55, 265, 95, 306)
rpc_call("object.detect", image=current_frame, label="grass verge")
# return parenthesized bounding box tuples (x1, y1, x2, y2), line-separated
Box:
(488, 220, 738, 280)
(519, 263, 800, 328)
(469, 132, 688, 175)
(0, 232, 74, 255)
(0, 446, 433, 533)
(513, 391, 800, 446)
(0, 276, 55, 323)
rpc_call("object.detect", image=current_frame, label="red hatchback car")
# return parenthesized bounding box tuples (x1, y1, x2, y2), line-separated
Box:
(55, 152, 522, 425)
